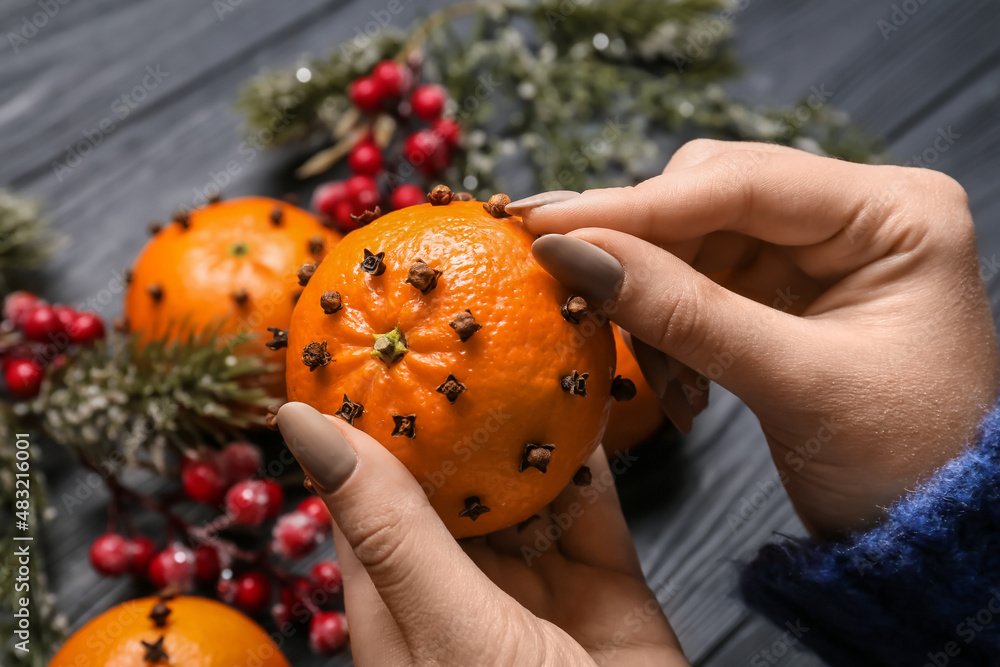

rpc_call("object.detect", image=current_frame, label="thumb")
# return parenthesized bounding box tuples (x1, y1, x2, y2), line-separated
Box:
(530, 230, 808, 400)
(276, 402, 507, 647)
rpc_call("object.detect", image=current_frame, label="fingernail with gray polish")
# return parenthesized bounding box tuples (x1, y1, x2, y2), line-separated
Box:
(531, 235, 623, 303)
(631, 338, 672, 398)
(277, 402, 357, 493)
(505, 190, 580, 215)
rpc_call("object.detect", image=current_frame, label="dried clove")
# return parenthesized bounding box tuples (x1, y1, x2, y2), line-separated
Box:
(231, 288, 249, 305)
(449, 309, 481, 342)
(483, 193, 512, 218)
(453, 191, 475, 201)
(141, 637, 169, 663)
(405, 259, 442, 294)
(320, 291, 342, 314)
(297, 262, 318, 287)
(427, 184, 453, 205)
(560, 370, 589, 397)
(560, 296, 588, 324)
(391, 414, 417, 438)
(350, 207, 382, 226)
(334, 394, 364, 425)
(147, 284, 163, 302)
(148, 221, 163, 236)
(265, 327, 288, 350)
(270, 207, 284, 226)
(519, 443, 555, 473)
(459, 496, 490, 521)
(572, 466, 592, 487)
(148, 602, 171, 628)
(302, 341, 332, 371)
(308, 235, 325, 256)
(360, 249, 386, 275)
(172, 209, 190, 229)
(436, 374, 467, 403)
(610, 375, 637, 402)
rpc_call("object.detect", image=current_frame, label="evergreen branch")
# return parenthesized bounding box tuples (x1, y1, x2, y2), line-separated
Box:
(0, 191, 63, 294)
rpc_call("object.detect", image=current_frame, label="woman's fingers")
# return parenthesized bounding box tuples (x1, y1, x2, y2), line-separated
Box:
(276, 402, 505, 649)
(531, 232, 812, 399)
(515, 142, 904, 275)
(546, 447, 645, 577)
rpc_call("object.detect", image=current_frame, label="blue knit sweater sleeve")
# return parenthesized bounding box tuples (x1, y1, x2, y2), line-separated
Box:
(741, 404, 1000, 667)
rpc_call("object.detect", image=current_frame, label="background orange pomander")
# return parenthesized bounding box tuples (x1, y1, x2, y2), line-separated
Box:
(123, 196, 341, 400)
(49, 595, 289, 667)
(603, 325, 667, 457)
(285, 197, 617, 537)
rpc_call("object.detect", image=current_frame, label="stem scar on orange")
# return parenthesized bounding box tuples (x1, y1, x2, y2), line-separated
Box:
(285, 186, 617, 537)
(123, 197, 341, 402)
(50, 595, 290, 667)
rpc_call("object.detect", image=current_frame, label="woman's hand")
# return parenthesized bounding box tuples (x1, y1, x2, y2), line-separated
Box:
(511, 140, 1000, 537)
(276, 402, 686, 667)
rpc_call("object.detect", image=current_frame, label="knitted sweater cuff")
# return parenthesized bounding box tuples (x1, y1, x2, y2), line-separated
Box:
(741, 403, 1000, 667)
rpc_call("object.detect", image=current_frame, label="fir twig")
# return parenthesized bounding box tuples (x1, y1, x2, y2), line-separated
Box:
(0, 191, 63, 293)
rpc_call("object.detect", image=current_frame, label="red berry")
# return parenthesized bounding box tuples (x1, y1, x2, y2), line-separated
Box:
(52, 305, 78, 330)
(310, 561, 343, 596)
(220, 441, 263, 481)
(347, 141, 383, 176)
(271, 512, 322, 560)
(349, 76, 383, 112)
(309, 611, 349, 654)
(312, 180, 348, 219)
(432, 118, 462, 148)
(89, 533, 131, 577)
(66, 312, 105, 346)
(345, 174, 379, 211)
(410, 84, 446, 121)
(234, 571, 272, 613)
(296, 496, 332, 527)
(225, 480, 271, 525)
(193, 544, 221, 583)
(372, 60, 411, 98)
(390, 184, 426, 210)
(147, 544, 195, 591)
(22, 305, 66, 344)
(4, 358, 44, 400)
(403, 130, 449, 176)
(127, 537, 156, 577)
(271, 601, 292, 628)
(182, 458, 228, 505)
(3, 291, 41, 327)
(261, 479, 284, 518)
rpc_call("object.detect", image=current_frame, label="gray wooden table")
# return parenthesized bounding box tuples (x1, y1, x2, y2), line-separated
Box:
(3, 0, 999, 664)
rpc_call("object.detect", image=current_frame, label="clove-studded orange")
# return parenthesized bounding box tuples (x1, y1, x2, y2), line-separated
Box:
(49, 595, 289, 667)
(285, 191, 616, 537)
(124, 197, 341, 400)
(603, 325, 666, 456)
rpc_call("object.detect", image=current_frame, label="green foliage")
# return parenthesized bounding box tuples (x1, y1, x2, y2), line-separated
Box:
(15, 326, 275, 469)
(236, 0, 884, 197)
(0, 191, 61, 294)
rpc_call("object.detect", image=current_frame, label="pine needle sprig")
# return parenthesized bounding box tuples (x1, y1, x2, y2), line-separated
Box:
(15, 325, 276, 470)
(0, 191, 63, 292)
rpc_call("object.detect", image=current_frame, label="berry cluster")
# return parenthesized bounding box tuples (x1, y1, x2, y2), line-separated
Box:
(87, 439, 348, 655)
(312, 59, 460, 233)
(1, 291, 105, 400)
